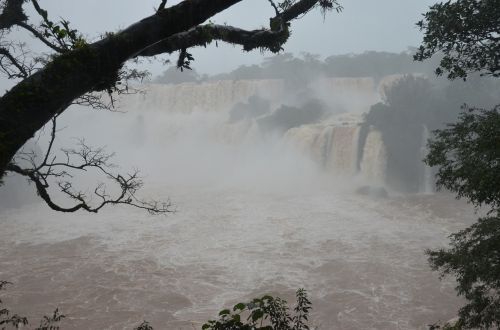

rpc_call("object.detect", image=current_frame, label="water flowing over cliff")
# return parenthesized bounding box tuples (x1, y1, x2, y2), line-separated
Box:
(420, 125, 434, 194)
(126, 79, 285, 113)
(119, 75, 431, 192)
(1, 75, 466, 330)
(360, 128, 387, 184)
(285, 114, 363, 176)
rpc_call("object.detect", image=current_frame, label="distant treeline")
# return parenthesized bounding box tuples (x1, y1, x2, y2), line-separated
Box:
(154, 49, 500, 193)
(154, 49, 442, 84)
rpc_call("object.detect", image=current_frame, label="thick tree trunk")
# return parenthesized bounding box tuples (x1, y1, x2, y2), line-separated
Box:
(0, 0, 241, 178)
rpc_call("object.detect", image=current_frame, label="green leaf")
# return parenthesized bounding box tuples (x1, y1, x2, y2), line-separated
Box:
(233, 303, 246, 311)
(58, 30, 68, 39)
(251, 309, 264, 322)
(218, 309, 230, 316)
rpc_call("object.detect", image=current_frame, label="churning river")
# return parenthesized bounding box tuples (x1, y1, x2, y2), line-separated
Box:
(0, 80, 476, 329)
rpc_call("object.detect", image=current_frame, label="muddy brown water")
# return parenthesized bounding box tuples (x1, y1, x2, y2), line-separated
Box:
(0, 188, 474, 329)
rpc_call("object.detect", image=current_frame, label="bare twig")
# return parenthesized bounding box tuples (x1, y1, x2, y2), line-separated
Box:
(267, 0, 280, 16)
(16, 21, 64, 53)
(0, 46, 27, 77)
(6, 118, 172, 215)
(157, 0, 167, 13)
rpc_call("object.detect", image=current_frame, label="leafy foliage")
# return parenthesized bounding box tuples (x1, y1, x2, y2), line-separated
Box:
(365, 76, 445, 192)
(0, 281, 28, 330)
(425, 105, 500, 210)
(0, 281, 64, 330)
(177, 48, 194, 72)
(277, 0, 342, 14)
(201, 288, 312, 330)
(427, 215, 500, 329)
(35, 309, 65, 330)
(415, 0, 500, 79)
(31, 0, 86, 52)
(134, 321, 154, 330)
(2, 285, 312, 330)
(417, 2, 500, 326)
(424, 105, 500, 328)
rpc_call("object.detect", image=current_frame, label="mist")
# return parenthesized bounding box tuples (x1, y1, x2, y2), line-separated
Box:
(3, 50, 497, 328)
(1, 1, 497, 329)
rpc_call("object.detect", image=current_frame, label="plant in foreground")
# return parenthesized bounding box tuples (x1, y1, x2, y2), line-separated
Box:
(201, 288, 312, 330)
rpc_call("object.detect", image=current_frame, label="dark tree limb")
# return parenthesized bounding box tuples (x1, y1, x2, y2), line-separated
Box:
(0, 0, 27, 30)
(138, 0, 330, 58)
(7, 117, 172, 214)
(0, 46, 28, 77)
(0, 0, 244, 178)
(157, 0, 167, 13)
(138, 24, 288, 57)
(280, 0, 340, 22)
(267, 0, 280, 16)
(0, 0, 65, 52)
(0, 0, 336, 181)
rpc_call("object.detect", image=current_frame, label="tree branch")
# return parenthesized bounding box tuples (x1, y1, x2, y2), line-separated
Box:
(6, 128, 173, 215)
(267, 0, 280, 16)
(15, 21, 65, 53)
(0, 46, 28, 77)
(0, 0, 339, 180)
(138, 23, 288, 57)
(280, 0, 326, 22)
(0, 0, 245, 178)
(157, 0, 167, 13)
(138, 0, 336, 58)
(0, 0, 27, 30)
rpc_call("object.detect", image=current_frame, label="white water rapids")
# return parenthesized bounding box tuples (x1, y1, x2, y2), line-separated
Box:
(0, 79, 474, 329)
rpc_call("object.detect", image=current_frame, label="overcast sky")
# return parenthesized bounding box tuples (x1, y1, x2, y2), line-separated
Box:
(5, 0, 437, 81)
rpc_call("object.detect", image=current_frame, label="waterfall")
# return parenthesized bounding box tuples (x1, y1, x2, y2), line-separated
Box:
(124, 77, 386, 116)
(285, 124, 330, 167)
(324, 125, 361, 175)
(124, 80, 285, 114)
(312, 77, 380, 113)
(360, 128, 387, 183)
(119, 78, 396, 184)
(420, 125, 434, 194)
(285, 114, 365, 176)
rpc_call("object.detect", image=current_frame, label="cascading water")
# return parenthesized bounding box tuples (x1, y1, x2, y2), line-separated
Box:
(285, 114, 364, 176)
(420, 125, 434, 194)
(325, 125, 361, 175)
(0, 77, 471, 330)
(359, 128, 387, 184)
(126, 78, 392, 183)
(126, 80, 285, 114)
